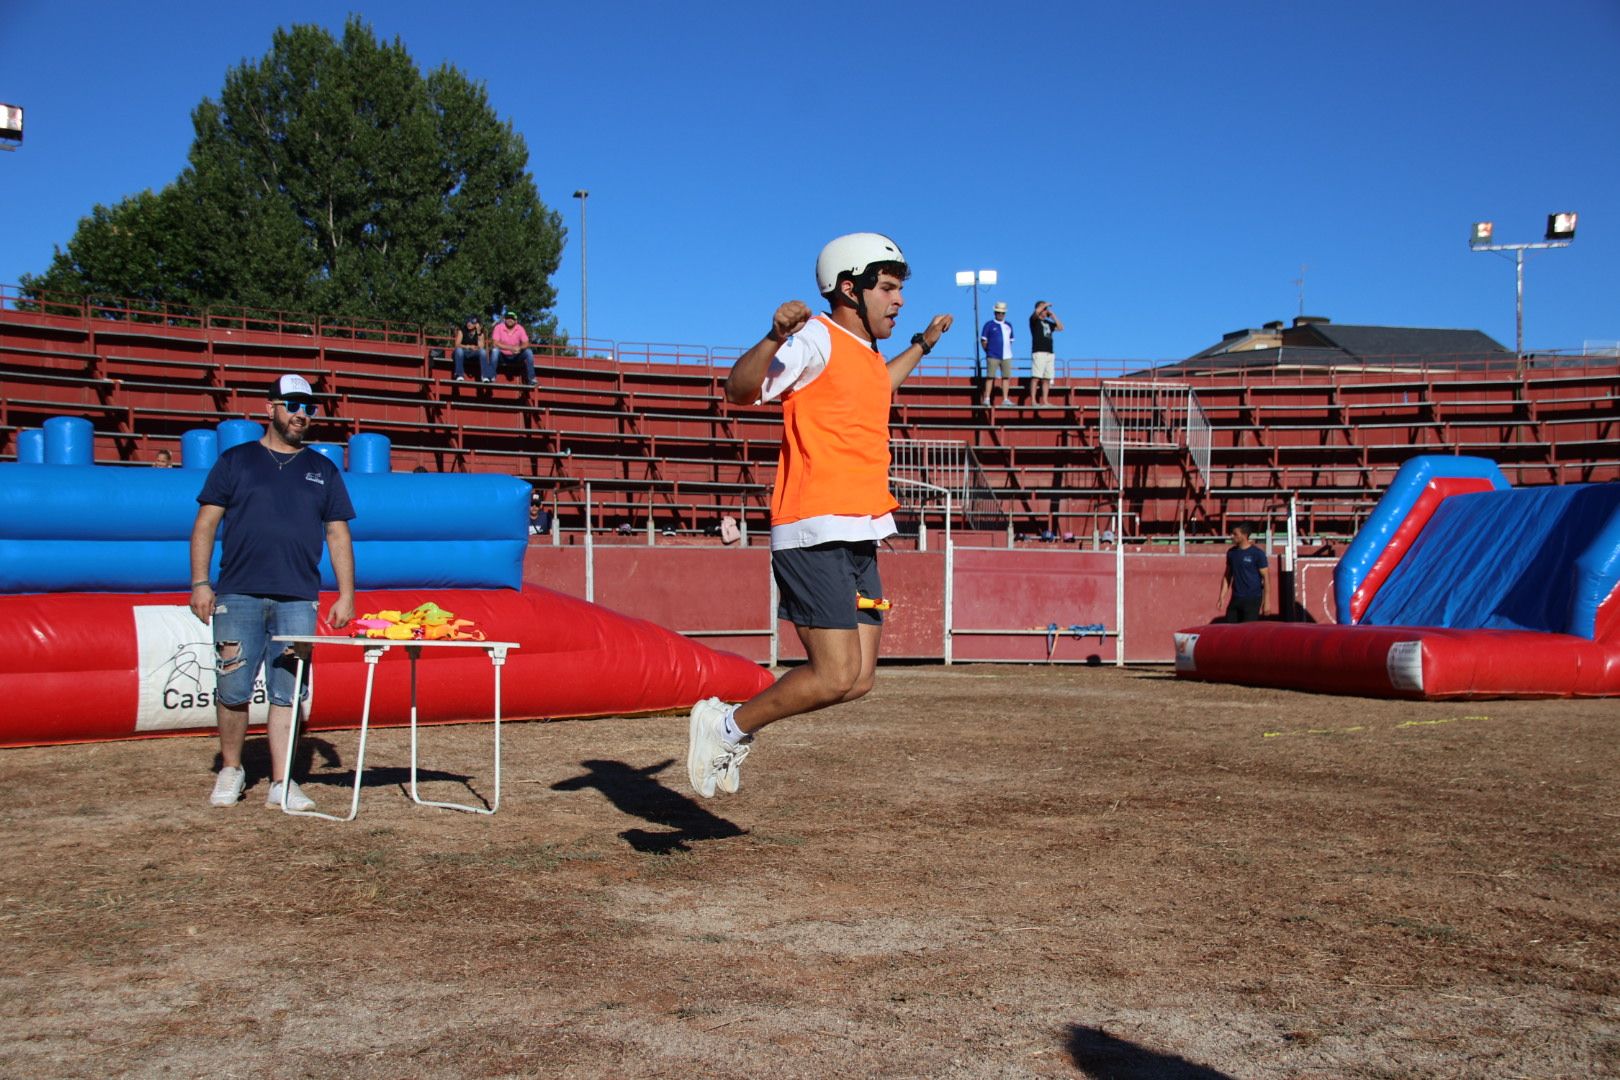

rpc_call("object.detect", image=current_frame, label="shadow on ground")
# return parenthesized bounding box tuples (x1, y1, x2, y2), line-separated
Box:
(215, 738, 481, 803)
(552, 758, 746, 854)
(1065, 1024, 1235, 1079)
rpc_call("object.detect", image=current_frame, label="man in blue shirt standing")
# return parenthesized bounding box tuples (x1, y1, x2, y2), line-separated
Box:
(1218, 524, 1269, 623)
(189, 374, 357, 811)
(980, 300, 1014, 408)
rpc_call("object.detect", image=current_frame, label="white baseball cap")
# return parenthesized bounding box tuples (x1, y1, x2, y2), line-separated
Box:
(273, 373, 314, 399)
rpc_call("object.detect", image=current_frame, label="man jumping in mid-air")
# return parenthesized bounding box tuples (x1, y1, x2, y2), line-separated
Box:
(687, 233, 952, 797)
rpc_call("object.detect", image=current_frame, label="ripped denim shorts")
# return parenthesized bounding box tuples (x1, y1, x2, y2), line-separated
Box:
(211, 594, 318, 708)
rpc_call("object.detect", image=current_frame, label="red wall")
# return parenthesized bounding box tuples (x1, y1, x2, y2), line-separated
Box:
(524, 541, 1332, 665)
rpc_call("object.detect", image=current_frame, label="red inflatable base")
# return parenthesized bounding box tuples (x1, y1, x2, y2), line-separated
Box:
(0, 586, 776, 747)
(1173, 623, 1620, 700)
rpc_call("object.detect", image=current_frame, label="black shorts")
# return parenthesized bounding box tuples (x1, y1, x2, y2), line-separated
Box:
(772, 541, 883, 630)
(1225, 595, 1263, 623)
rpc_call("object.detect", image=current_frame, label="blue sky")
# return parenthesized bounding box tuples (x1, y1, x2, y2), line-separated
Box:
(2, 0, 1616, 360)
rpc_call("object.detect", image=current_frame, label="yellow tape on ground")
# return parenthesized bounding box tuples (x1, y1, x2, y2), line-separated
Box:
(1262, 716, 1489, 739)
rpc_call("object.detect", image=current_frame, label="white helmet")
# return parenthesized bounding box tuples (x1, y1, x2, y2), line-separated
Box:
(815, 233, 907, 298)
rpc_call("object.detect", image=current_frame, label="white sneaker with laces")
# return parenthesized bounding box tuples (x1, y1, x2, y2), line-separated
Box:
(717, 736, 751, 796)
(209, 766, 246, 807)
(265, 780, 316, 812)
(687, 697, 742, 798)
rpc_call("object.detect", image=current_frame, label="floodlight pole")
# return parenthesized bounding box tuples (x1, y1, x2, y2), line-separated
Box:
(573, 190, 589, 356)
(972, 288, 981, 371)
(956, 269, 997, 379)
(1470, 234, 1572, 366)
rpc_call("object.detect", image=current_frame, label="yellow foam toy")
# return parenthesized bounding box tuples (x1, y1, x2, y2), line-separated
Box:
(353, 601, 486, 641)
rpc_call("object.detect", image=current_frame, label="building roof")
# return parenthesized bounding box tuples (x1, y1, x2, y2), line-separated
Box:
(1136, 347, 1349, 378)
(1183, 318, 1509, 370)
(1293, 323, 1509, 360)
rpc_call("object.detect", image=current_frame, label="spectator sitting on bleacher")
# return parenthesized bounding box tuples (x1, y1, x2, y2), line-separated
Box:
(528, 495, 552, 535)
(153, 449, 174, 468)
(491, 311, 535, 385)
(451, 315, 491, 382)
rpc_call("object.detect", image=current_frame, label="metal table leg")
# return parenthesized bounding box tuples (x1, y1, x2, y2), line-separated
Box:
(408, 644, 507, 815)
(280, 644, 385, 822)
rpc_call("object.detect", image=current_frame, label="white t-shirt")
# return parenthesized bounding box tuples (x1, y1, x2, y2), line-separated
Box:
(759, 316, 898, 551)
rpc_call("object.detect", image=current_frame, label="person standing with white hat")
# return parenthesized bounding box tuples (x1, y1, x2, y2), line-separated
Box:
(980, 300, 1015, 408)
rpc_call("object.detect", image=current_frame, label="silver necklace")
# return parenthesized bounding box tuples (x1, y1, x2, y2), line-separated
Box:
(265, 445, 303, 471)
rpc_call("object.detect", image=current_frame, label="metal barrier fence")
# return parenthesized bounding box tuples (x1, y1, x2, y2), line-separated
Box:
(1187, 391, 1211, 484)
(1099, 380, 1210, 487)
(889, 438, 1004, 530)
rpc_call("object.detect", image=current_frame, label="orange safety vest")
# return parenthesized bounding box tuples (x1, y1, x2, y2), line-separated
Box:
(771, 315, 899, 526)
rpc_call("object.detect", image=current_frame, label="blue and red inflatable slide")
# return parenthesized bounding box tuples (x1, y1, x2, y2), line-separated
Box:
(1176, 455, 1620, 698)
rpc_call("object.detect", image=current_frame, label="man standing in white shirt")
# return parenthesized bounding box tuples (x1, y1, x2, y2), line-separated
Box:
(980, 300, 1015, 407)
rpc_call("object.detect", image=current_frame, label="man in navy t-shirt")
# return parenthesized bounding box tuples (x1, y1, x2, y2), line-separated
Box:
(189, 374, 357, 811)
(1218, 524, 1269, 623)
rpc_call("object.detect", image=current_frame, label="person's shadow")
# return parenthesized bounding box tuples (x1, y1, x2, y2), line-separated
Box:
(1065, 1025, 1235, 1079)
(552, 759, 746, 854)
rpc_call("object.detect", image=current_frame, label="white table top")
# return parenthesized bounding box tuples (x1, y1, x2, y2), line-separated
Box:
(272, 635, 519, 649)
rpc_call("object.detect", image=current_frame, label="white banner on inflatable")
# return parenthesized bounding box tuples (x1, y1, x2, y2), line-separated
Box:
(133, 605, 309, 731)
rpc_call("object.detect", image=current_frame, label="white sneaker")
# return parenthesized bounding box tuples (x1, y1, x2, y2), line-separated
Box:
(718, 737, 751, 795)
(265, 780, 316, 812)
(209, 766, 246, 807)
(687, 697, 751, 798)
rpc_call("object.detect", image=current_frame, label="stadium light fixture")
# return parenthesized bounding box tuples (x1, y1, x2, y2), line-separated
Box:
(955, 268, 999, 372)
(0, 103, 22, 152)
(1467, 212, 1578, 361)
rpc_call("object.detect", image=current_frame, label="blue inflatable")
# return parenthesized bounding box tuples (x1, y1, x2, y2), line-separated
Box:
(1361, 482, 1620, 640)
(0, 431, 529, 593)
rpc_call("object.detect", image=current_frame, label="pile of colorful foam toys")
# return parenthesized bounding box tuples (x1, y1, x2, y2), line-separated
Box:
(351, 601, 486, 641)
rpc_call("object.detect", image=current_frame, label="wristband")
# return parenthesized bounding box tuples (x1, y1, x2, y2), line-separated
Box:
(767, 326, 786, 344)
(910, 332, 933, 356)
(191, 580, 212, 589)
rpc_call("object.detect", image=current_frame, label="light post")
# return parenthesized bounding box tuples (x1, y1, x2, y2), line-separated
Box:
(954, 268, 998, 377)
(1469, 213, 1578, 364)
(572, 190, 589, 356)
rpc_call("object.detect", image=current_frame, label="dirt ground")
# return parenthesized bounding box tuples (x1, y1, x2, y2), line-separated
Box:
(2, 666, 1617, 1079)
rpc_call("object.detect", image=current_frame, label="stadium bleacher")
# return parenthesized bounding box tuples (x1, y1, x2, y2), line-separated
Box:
(3, 292, 1616, 542)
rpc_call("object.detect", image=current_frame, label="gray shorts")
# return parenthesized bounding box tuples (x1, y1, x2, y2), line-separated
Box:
(772, 541, 883, 629)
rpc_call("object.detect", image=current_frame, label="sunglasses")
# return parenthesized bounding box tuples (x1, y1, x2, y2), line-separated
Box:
(276, 399, 320, 416)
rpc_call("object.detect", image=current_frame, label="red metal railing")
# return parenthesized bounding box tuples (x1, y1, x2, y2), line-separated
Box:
(6, 282, 1618, 389)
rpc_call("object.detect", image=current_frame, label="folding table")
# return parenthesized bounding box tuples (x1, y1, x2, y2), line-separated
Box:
(271, 636, 519, 822)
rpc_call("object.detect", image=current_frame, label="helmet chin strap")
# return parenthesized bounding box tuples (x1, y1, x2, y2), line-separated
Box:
(844, 279, 882, 354)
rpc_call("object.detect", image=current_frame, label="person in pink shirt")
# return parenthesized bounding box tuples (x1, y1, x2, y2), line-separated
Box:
(490, 310, 535, 384)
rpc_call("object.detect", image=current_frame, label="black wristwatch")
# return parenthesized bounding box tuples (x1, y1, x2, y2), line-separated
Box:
(910, 333, 933, 355)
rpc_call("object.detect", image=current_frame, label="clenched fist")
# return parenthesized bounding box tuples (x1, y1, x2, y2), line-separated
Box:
(772, 300, 813, 343)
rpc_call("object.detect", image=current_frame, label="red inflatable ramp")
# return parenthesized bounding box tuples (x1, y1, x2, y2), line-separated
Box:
(0, 585, 775, 747)
(1174, 623, 1620, 700)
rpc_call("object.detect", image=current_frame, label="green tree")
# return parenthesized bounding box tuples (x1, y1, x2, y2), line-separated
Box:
(23, 17, 565, 337)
